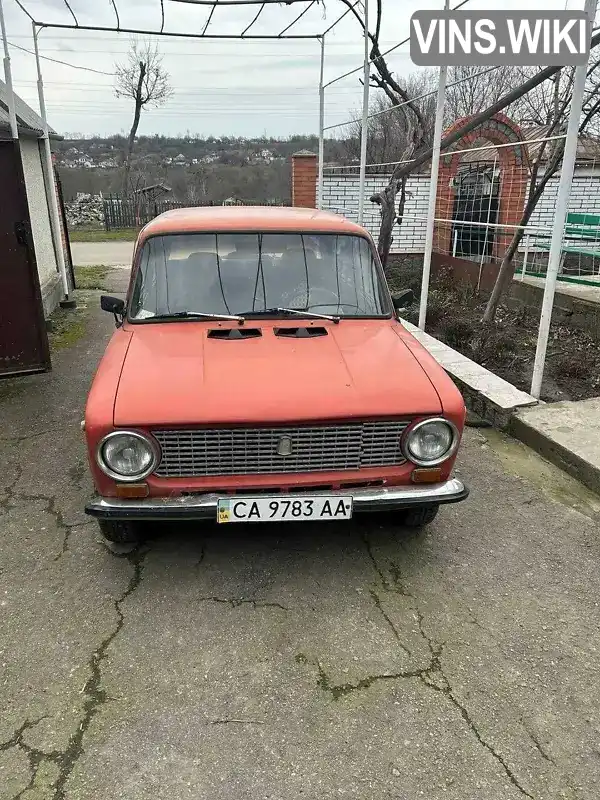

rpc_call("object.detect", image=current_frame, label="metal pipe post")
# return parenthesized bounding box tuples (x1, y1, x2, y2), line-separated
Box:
(33, 23, 71, 302)
(418, 0, 449, 329)
(317, 35, 325, 210)
(357, 0, 370, 225)
(0, 0, 18, 138)
(530, 0, 597, 397)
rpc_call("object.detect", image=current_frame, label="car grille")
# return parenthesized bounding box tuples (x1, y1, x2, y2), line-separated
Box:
(152, 421, 410, 478)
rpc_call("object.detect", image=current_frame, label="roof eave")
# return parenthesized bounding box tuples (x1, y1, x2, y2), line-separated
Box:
(0, 121, 62, 140)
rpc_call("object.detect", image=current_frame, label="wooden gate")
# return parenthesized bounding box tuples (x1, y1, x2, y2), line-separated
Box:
(0, 140, 51, 376)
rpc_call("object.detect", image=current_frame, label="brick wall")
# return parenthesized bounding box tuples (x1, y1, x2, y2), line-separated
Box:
(322, 172, 430, 252)
(435, 114, 529, 259)
(291, 151, 317, 208)
(322, 167, 600, 255)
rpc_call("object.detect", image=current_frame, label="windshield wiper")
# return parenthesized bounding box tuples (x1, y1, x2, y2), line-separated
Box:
(239, 307, 340, 323)
(148, 311, 244, 323)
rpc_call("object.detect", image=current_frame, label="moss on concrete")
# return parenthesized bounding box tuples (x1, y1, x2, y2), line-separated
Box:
(47, 305, 87, 351)
(74, 265, 111, 291)
(483, 427, 600, 519)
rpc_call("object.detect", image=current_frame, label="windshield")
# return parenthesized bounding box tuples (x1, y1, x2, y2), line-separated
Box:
(129, 232, 389, 320)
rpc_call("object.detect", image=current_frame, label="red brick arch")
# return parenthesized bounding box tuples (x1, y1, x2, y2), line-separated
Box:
(435, 113, 530, 258)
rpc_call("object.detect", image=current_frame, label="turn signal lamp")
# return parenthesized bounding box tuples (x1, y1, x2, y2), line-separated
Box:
(411, 468, 443, 484)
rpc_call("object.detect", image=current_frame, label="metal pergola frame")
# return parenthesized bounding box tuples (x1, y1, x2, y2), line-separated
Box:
(0, 0, 373, 304)
(3, 0, 598, 399)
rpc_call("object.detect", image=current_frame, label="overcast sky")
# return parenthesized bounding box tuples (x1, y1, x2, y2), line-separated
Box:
(3, 0, 593, 139)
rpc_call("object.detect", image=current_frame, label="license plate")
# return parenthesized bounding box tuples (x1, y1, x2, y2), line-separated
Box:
(217, 495, 353, 524)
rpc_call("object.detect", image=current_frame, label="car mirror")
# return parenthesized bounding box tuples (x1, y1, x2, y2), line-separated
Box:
(101, 295, 125, 326)
(391, 289, 414, 312)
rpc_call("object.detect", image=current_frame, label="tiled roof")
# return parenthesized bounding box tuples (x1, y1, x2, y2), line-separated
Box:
(458, 125, 600, 165)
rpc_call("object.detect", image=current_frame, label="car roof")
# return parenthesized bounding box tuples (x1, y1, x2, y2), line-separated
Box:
(139, 206, 369, 242)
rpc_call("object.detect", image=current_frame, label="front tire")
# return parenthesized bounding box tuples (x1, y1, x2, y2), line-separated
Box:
(98, 519, 143, 544)
(402, 504, 440, 529)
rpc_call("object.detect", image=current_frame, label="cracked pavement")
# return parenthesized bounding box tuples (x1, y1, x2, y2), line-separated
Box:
(1, 289, 600, 799)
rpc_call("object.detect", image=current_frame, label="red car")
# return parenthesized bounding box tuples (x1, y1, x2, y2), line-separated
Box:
(84, 207, 468, 544)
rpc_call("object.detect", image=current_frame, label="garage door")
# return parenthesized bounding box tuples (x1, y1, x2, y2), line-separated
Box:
(0, 139, 51, 376)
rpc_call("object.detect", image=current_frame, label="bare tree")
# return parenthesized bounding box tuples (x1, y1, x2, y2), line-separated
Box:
(331, 0, 600, 290)
(339, 78, 434, 263)
(369, 73, 438, 267)
(342, 73, 437, 167)
(445, 65, 521, 121)
(330, 1, 434, 266)
(115, 40, 173, 194)
(341, 64, 520, 267)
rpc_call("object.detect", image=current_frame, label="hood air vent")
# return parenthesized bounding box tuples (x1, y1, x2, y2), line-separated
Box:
(207, 328, 262, 340)
(274, 327, 328, 338)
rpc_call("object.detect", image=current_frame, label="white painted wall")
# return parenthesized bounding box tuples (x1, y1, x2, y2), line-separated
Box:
(20, 138, 61, 314)
(323, 167, 600, 254)
(322, 172, 430, 253)
(527, 170, 600, 231)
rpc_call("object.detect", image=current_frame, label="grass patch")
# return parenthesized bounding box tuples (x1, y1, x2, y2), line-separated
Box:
(47, 305, 87, 351)
(69, 227, 138, 242)
(75, 265, 110, 290)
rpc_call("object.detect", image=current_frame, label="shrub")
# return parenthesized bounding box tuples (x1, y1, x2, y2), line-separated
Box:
(434, 266, 455, 293)
(424, 295, 450, 327)
(452, 279, 476, 305)
(439, 317, 476, 349)
(474, 332, 519, 366)
(402, 306, 419, 326)
(388, 263, 422, 295)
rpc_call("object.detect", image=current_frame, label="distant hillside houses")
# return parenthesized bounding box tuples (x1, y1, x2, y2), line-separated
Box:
(54, 134, 347, 203)
(56, 141, 286, 170)
(60, 155, 118, 169)
(58, 145, 117, 169)
(250, 148, 277, 164)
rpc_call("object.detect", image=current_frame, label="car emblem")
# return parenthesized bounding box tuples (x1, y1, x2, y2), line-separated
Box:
(277, 436, 293, 457)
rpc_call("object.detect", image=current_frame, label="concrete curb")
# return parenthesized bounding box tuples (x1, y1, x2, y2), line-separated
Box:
(401, 319, 538, 430)
(402, 320, 600, 495)
(510, 401, 600, 496)
(448, 376, 531, 431)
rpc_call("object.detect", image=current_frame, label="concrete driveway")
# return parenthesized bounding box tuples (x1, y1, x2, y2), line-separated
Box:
(71, 241, 134, 268)
(1, 289, 600, 799)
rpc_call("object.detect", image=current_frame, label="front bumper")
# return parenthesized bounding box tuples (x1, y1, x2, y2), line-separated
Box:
(85, 478, 469, 521)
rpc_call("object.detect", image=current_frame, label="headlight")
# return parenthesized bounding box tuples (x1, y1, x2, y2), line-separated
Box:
(403, 418, 458, 466)
(97, 431, 160, 482)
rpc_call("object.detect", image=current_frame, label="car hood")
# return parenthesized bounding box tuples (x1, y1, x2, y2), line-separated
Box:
(113, 320, 442, 426)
